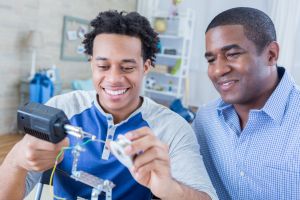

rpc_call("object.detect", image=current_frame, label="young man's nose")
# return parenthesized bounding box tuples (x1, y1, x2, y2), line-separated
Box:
(107, 67, 123, 82)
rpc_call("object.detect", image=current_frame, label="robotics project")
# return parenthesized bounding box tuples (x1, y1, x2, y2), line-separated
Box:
(17, 102, 134, 200)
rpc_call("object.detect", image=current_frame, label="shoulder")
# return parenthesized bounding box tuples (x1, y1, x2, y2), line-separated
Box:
(195, 98, 221, 119)
(140, 97, 197, 148)
(141, 97, 190, 132)
(46, 90, 96, 118)
(192, 98, 221, 131)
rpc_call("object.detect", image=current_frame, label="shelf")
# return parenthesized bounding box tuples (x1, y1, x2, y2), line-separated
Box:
(142, 7, 195, 105)
(149, 71, 183, 78)
(144, 88, 182, 97)
(152, 11, 188, 19)
(156, 53, 183, 59)
(159, 34, 183, 39)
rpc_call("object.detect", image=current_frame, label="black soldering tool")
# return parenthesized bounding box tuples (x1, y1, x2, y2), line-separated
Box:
(17, 102, 95, 143)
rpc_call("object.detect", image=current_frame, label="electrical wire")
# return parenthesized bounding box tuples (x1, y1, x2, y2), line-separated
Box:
(49, 138, 105, 199)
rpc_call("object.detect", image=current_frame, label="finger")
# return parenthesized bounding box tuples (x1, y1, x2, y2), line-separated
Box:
(125, 126, 152, 141)
(125, 135, 167, 156)
(106, 140, 111, 150)
(24, 134, 57, 151)
(24, 134, 68, 151)
(25, 150, 58, 162)
(25, 150, 65, 171)
(26, 158, 57, 172)
(57, 137, 70, 149)
(133, 146, 169, 170)
(134, 159, 170, 181)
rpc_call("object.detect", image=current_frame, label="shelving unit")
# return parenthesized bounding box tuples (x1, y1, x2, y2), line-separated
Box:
(142, 7, 195, 106)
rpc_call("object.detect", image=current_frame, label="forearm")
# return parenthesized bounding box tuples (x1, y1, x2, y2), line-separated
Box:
(0, 147, 28, 199)
(162, 179, 211, 200)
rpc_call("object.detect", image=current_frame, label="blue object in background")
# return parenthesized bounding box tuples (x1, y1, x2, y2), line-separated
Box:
(170, 99, 195, 123)
(71, 79, 93, 90)
(29, 73, 54, 103)
(157, 41, 162, 53)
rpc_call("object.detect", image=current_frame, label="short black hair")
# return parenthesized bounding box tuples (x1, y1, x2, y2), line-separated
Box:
(83, 10, 159, 66)
(206, 7, 276, 54)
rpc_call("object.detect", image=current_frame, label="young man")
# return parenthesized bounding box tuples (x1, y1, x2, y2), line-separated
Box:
(0, 11, 217, 199)
(193, 7, 300, 199)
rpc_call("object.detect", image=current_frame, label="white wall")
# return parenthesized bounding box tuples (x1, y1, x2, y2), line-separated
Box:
(0, 0, 137, 134)
(178, 0, 268, 107)
(137, 0, 269, 107)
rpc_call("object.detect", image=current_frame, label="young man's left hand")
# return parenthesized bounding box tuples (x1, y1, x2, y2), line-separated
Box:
(124, 126, 178, 199)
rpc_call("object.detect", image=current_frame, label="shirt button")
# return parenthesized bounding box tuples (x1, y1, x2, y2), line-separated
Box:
(108, 125, 113, 129)
(240, 171, 245, 177)
(107, 135, 113, 140)
(107, 116, 112, 121)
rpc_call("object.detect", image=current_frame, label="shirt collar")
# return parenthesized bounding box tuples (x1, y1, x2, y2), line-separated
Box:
(261, 67, 294, 125)
(92, 93, 146, 126)
(217, 67, 295, 125)
(217, 99, 233, 116)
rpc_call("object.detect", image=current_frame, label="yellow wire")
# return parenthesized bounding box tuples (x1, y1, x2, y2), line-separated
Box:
(49, 139, 93, 199)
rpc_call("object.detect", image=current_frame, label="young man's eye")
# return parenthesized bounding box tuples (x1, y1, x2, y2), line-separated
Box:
(121, 66, 135, 72)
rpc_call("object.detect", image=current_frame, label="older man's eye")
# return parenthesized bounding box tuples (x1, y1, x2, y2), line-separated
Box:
(206, 57, 215, 64)
(226, 52, 242, 60)
(97, 65, 109, 70)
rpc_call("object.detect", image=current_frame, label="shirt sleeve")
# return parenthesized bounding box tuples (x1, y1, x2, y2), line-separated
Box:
(25, 171, 42, 197)
(24, 99, 54, 197)
(168, 122, 218, 200)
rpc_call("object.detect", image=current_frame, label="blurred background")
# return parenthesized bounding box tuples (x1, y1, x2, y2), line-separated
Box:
(0, 0, 299, 135)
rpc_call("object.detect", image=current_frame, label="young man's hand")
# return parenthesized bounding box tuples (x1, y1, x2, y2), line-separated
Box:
(10, 134, 69, 172)
(0, 134, 69, 199)
(124, 126, 176, 199)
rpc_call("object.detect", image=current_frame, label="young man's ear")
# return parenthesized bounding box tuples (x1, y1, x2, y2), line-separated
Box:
(267, 41, 279, 66)
(90, 56, 93, 71)
(143, 59, 152, 74)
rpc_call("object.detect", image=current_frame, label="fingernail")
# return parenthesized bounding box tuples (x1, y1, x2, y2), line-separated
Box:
(131, 166, 136, 172)
(126, 132, 133, 138)
(124, 145, 132, 154)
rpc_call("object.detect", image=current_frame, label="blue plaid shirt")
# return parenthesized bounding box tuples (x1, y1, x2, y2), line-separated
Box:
(193, 67, 300, 200)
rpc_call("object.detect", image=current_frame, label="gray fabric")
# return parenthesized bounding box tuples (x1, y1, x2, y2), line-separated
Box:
(25, 171, 42, 197)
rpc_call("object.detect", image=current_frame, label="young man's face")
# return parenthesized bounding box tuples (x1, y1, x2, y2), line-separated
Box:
(205, 25, 272, 107)
(91, 34, 150, 119)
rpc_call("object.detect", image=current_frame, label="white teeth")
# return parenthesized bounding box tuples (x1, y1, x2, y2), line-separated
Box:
(105, 89, 127, 96)
(222, 81, 234, 86)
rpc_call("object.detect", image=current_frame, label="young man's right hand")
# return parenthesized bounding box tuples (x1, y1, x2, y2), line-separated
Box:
(10, 134, 69, 172)
(0, 134, 69, 199)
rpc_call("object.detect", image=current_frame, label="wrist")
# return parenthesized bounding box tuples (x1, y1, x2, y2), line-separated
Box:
(160, 178, 184, 200)
(3, 145, 28, 174)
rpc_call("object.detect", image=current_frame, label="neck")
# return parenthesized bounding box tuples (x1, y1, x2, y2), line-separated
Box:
(98, 96, 143, 124)
(235, 67, 279, 129)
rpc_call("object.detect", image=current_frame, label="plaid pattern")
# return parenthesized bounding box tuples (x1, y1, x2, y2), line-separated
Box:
(193, 67, 300, 200)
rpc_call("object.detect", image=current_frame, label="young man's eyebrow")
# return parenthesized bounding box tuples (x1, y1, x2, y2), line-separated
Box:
(121, 59, 137, 63)
(94, 57, 138, 65)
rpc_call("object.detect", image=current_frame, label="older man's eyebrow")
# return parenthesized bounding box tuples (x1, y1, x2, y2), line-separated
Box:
(95, 56, 108, 61)
(221, 44, 243, 52)
(204, 52, 214, 58)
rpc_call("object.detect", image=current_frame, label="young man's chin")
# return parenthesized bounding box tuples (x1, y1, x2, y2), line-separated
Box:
(104, 102, 132, 113)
